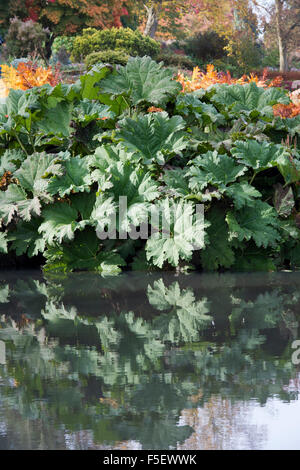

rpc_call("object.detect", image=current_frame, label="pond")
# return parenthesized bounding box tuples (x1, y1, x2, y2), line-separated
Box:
(0, 270, 300, 450)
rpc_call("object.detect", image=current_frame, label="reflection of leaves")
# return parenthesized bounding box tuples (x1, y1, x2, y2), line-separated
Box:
(42, 301, 78, 321)
(0, 272, 299, 450)
(229, 291, 286, 329)
(148, 280, 211, 343)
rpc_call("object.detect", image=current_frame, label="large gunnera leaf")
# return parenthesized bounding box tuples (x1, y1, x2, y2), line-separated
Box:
(0, 184, 41, 224)
(175, 92, 225, 127)
(0, 149, 26, 174)
(226, 201, 281, 248)
(8, 219, 46, 257)
(212, 82, 289, 116)
(44, 229, 125, 274)
(224, 183, 261, 209)
(79, 64, 112, 100)
(37, 101, 72, 137)
(38, 202, 87, 244)
(231, 140, 289, 173)
(48, 156, 92, 197)
(117, 112, 187, 164)
(87, 144, 136, 188)
(15, 152, 62, 200)
(100, 56, 182, 106)
(73, 99, 114, 127)
(108, 162, 160, 230)
(146, 198, 207, 268)
(200, 208, 235, 270)
(187, 151, 247, 192)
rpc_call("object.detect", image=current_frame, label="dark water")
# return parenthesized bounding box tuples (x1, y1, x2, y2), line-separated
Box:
(0, 270, 300, 450)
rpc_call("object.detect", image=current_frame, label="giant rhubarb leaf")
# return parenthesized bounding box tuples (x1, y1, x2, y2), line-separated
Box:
(117, 112, 187, 164)
(226, 201, 281, 248)
(100, 56, 181, 106)
(48, 156, 92, 197)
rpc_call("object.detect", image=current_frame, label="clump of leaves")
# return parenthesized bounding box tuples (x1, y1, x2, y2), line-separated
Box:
(0, 56, 299, 273)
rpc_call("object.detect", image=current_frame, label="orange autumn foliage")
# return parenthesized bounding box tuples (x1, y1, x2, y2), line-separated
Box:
(177, 64, 300, 118)
(176, 64, 284, 92)
(1, 62, 61, 91)
(147, 106, 165, 113)
(273, 103, 300, 119)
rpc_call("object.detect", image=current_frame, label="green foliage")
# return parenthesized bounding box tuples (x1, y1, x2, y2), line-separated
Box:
(155, 52, 195, 70)
(200, 208, 235, 270)
(100, 56, 182, 107)
(52, 36, 76, 56)
(71, 28, 160, 62)
(182, 31, 228, 62)
(47, 156, 92, 197)
(212, 82, 290, 117)
(43, 229, 125, 274)
(145, 199, 207, 268)
(117, 112, 187, 164)
(226, 201, 281, 248)
(85, 50, 130, 69)
(0, 56, 300, 273)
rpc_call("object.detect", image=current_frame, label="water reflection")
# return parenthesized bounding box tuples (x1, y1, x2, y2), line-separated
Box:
(0, 271, 300, 450)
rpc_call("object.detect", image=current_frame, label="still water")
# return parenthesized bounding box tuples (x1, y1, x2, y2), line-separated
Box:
(0, 270, 300, 450)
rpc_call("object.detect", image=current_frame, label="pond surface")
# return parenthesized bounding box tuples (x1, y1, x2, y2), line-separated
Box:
(0, 270, 300, 450)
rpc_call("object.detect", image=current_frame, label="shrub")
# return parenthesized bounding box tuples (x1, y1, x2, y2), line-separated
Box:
(5, 17, 50, 59)
(52, 36, 76, 56)
(229, 38, 263, 73)
(71, 27, 160, 62)
(183, 31, 227, 62)
(156, 52, 195, 70)
(85, 50, 130, 69)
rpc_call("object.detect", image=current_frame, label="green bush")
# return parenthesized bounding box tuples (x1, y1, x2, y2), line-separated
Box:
(183, 31, 227, 62)
(156, 52, 195, 70)
(52, 36, 76, 56)
(71, 27, 160, 62)
(85, 50, 129, 69)
(262, 48, 280, 69)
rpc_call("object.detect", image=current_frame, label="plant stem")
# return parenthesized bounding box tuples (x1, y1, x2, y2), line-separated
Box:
(13, 131, 28, 156)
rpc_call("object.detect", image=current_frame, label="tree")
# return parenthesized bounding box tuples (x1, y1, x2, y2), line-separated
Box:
(2, 1, 129, 34)
(252, 0, 300, 71)
(1, 1, 130, 59)
(130, 1, 244, 40)
(129, 1, 192, 39)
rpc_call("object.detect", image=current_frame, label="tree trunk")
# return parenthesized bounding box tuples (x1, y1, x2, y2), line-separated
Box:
(143, 5, 158, 38)
(275, 0, 289, 72)
(44, 33, 55, 62)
